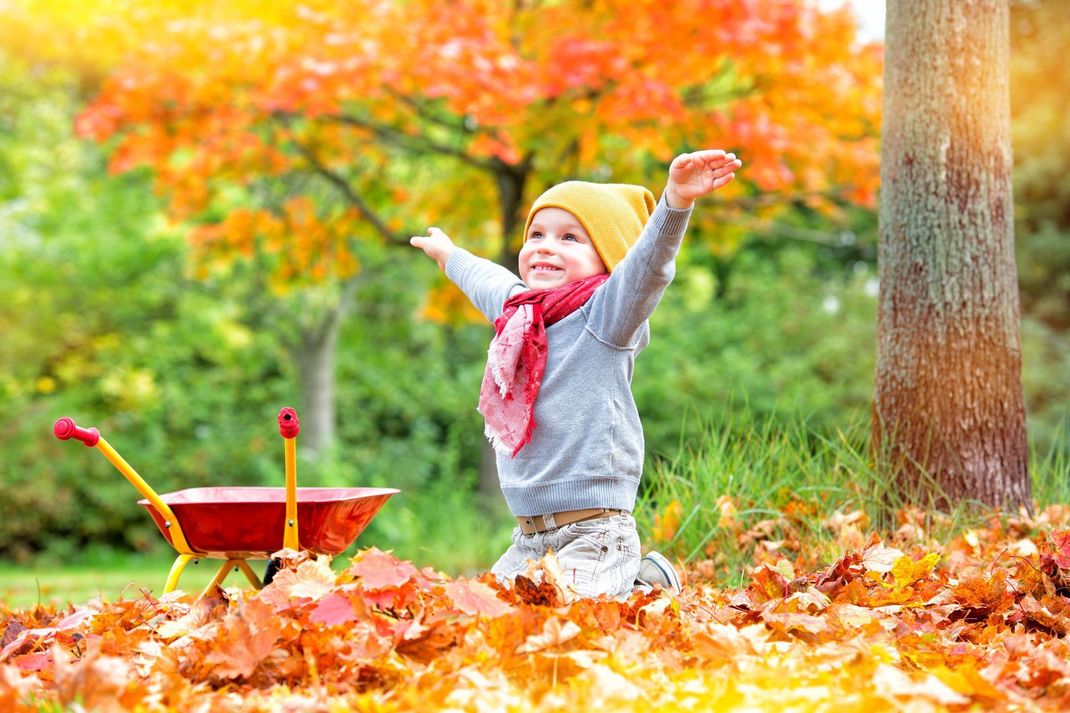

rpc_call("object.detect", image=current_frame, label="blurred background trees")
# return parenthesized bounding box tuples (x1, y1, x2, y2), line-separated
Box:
(66, 0, 880, 464)
(0, 0, 1066, 571)
(1010, 0, 1070, 453)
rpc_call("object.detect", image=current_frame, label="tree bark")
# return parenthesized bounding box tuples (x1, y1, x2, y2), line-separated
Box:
(290, 281, 359, 460)
(875, 0, 1030, 509)
(494, 159, 530, 267)
(294, 324, 338, 459)
(477, 159, 532, 507)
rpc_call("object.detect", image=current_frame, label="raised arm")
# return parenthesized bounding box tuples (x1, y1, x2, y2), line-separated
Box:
(587, 150, 742, 346)
(410, 226, 524, 322)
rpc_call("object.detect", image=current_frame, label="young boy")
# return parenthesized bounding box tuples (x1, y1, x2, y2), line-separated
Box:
(410, 150, 742, 598)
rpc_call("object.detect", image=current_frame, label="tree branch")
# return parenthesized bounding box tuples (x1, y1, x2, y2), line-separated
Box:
(383, 88, 473, 134)
(318, 112, 497, 172)
(280, 128, 411, 247)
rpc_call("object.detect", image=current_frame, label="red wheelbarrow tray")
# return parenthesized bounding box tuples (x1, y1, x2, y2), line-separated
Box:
(140, 486, 399, 559)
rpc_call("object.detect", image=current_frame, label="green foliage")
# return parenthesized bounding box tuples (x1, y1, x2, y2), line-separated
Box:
(0, 61, 294, 559)
(637, 241, 879, 462)
(0, 63, 505, 564)
(317, 268, 515, 570)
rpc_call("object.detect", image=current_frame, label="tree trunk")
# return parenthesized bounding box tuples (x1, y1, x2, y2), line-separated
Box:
(477, 161, 532, 507)
(494, 161, 530, 267)
(294, 326, 337, 459)
(875, 0, 1030, 509)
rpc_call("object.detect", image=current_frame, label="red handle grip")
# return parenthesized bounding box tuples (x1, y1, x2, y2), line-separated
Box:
(278, 407, 300, 438)
(54, 417, 100, 447)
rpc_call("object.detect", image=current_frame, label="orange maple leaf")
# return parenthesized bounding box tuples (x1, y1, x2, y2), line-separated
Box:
(1050, 530, 1070, 568)
(309, 591, 365, 626)
(344, 547, 420, 591)
(204, 599, 289, 680)
(445, 580, 512, 619)
(951, 570, 1013, 616)
(748, 564, 789, 603)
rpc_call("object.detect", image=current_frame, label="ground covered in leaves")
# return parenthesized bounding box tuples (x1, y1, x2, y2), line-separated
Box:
(5, 506, 1070, 711)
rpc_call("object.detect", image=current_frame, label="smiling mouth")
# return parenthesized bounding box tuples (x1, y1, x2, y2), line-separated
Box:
(531, 264, 563, 272)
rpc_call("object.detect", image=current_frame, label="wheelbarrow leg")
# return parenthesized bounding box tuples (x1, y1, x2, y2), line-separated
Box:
(200, 558, 263, 599)
(236, 560, 263, 589)
(202, 559, 237, 597)
(164, 554, 197, 594)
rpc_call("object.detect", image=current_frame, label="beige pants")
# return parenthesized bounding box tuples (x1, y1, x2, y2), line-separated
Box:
(491, 513, 641, 598)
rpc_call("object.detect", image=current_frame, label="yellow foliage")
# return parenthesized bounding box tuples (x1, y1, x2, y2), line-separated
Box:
(890, 552, 941, 589)
(651, 499, 682, 544)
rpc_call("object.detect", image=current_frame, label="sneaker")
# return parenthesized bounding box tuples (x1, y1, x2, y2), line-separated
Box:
(636, 551, 682, 594)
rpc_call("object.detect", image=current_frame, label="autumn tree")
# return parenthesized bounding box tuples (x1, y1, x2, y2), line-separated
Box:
(7, 1, 882, 469)
(876, 0, 1031, 508)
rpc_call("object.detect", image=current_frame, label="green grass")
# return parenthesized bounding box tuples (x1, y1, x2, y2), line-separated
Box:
(634, 412, 1068, 585)
(1028, 419, 1070, 506)
(0, 551, 249, 609)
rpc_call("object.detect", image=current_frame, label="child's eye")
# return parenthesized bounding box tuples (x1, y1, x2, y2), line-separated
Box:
(528, 232, 543, 241)
(563, 234, 577, 241)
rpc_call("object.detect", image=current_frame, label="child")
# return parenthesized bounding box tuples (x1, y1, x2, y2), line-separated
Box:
(410, 150, 742, 598)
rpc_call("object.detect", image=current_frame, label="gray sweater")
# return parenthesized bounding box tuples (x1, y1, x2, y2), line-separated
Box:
(445, 196, 692, 517)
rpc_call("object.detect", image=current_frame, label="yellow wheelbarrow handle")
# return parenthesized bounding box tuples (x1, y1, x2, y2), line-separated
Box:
(53, 417, 196, 555)
(278, 407, 300, 551)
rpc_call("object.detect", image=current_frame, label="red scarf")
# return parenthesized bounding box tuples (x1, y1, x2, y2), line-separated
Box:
(479, 274, 610, 456)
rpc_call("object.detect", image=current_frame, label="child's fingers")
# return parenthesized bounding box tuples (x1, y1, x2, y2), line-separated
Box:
(708, 153, 738, 169)
(412, 227, 448, 244)
(695, 151, 737, 170)
(689, 149, 728, 164)
(712, 158, 742, 176)
(711, 173, 736, 190)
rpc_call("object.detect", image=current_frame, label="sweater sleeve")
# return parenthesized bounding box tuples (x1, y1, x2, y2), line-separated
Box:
(445, 247, 527, 323)
(584, 195, 693, 347)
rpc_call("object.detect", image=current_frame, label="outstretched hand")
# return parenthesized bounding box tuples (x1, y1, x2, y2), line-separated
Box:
(410, 227, 455, 271)
(665, 150, 742, 209)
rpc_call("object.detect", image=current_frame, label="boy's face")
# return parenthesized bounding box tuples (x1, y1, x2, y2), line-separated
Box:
(519, 207, 607, 290)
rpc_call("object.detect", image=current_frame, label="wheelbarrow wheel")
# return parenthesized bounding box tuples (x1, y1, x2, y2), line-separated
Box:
(263, 557, 282, 586)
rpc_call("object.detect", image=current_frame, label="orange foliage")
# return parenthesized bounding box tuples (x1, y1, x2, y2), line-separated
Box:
(7, 515, 1070, 708)
(2, 0, 881, 320)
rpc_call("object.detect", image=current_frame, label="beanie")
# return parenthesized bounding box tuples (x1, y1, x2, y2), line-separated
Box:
(524, 181, 657, 272)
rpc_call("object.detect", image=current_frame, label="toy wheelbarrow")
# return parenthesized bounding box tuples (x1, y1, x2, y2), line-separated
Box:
(54, 407, 398, 598)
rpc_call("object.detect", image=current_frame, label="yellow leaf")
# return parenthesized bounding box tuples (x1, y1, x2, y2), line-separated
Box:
(890, 553, 940, 588)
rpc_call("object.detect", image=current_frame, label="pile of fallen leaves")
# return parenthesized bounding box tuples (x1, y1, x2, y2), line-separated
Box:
(5, 506, 1070, 711)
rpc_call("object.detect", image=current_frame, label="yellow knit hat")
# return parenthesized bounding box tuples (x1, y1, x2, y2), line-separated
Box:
(524, 181, 657, 272)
